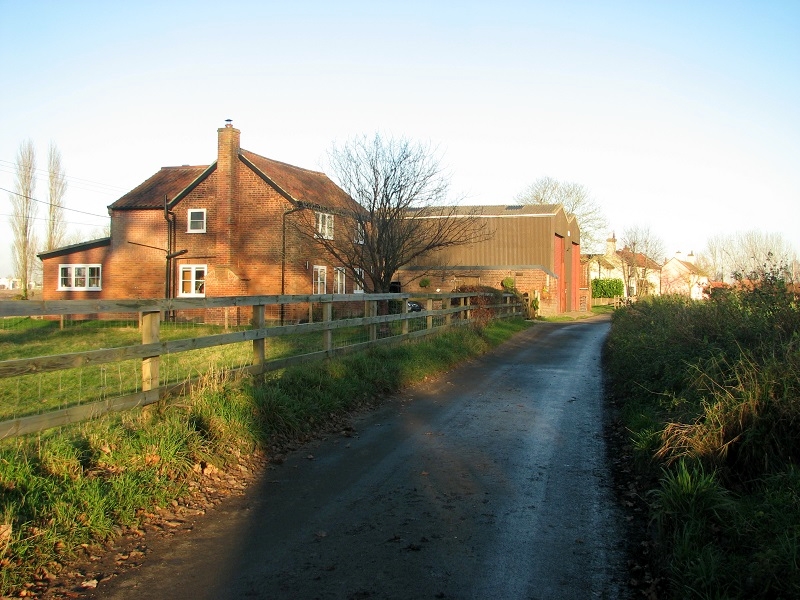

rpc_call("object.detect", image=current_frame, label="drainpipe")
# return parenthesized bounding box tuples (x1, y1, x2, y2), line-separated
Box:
(163, 195, 176, 318)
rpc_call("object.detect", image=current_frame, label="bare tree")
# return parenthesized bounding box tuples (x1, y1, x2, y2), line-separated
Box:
(515, 176, 607, 252)
(620, 225, 665, 297)
(10, 139, 38, 298)
(698, 230, 796, 283)
(45, 142, 68, 252)
(302, 133, 489, 293)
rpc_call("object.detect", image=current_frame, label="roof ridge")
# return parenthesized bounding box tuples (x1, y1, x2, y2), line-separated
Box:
(160, 165, 209, 170)
(240, 148, 326, 176)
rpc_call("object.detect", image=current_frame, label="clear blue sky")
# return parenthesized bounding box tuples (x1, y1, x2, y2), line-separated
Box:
(1, 0, 798, 277)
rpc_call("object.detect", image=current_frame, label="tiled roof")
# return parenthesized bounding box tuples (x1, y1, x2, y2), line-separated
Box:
(109, 166, 211, 210)
(618, 248, 662, 270)
(37, 237, 111, 259)
(109, 151, 358, 215)
(240, 150, 357, 213)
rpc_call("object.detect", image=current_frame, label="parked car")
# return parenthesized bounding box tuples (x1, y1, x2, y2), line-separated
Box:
(407, 301, 423, 312)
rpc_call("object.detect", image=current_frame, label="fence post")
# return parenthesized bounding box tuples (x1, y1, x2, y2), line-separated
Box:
(369, 299, 377, 341)
(426, 298, 433, 330)
(323, 299, 333, 352)
(402, 296, 409, 335)
(141, 310, 160, 396)
(465, 296, 472, 323)
(445, 295, 452, 326)
(252, 304, 265, 372)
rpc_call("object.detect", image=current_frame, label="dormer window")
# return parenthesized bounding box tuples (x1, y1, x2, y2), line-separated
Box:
(315, 212, 334, 240)
(188, 209, 207, 233)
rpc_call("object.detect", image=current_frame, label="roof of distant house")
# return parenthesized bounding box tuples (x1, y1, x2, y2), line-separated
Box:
(618, 247, 662, 271)
(667, 257, 706, 276)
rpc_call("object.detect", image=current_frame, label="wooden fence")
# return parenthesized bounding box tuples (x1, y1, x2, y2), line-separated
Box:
(0, 292, 521, 439)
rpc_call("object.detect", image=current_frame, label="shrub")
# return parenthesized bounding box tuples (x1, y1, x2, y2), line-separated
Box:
(592, 278, 624, 298)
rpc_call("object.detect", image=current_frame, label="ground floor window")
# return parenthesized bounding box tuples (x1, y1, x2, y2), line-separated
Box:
(353, 267, 364, 293)
(58, 264, 102, 291)
(313, 265, 327, 294)
(179, 264, 206, 297)
(334, 267, 346, 294)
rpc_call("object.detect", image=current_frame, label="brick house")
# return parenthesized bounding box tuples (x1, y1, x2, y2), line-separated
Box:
(394, 204, 587, 316)
(38, 123, 365, 321)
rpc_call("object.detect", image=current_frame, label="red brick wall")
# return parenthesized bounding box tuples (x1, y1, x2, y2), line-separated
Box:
(40, 244, 110, 301)
(106, 210, 166, 298)
(393, 267, 561, 316)
(40, 127, 358, 325)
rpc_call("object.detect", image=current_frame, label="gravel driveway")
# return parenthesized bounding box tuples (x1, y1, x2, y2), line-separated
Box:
(82, 317, 631, 600)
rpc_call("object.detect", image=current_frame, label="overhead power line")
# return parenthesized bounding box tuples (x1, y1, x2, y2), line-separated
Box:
(0, 212, 107, 228)
(0, 187, 110, 219)
(0, 159, 128, 193)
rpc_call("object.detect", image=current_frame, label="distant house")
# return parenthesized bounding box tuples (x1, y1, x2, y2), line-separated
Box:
(38, 123, 364, 321)
(0, 277, 21, 290)
(661, 251, 709, 300)
(585, 234, 662, 298)
(394, 204, 587, 316)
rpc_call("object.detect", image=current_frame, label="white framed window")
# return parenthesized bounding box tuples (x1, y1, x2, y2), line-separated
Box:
(355, 221, 365, 245)
(353, 268, 364, 293)
(333, 267, 346, 294)
(313, 265, 327, 294)
(187, 209, 207, 233)
(58, 264, 102, 291)
(179, 264, 206, 297)
(315, 212, 334, 240)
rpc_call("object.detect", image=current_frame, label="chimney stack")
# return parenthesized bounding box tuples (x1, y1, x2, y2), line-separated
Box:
(216, 120, 240, 267)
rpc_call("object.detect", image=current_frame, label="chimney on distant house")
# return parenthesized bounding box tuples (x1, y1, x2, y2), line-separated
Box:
(606, 234, 617, 257)
(216, 120, 240, 267)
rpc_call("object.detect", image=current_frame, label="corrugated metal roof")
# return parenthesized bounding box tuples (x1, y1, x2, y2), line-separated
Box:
(409, 203, 564, 218)
(109, 166, 210, 210)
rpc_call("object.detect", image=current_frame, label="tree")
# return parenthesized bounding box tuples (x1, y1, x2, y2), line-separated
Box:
(620, 225, 665, 297)
(515, 176, 607, 252)
(699, 231, 796, 283)
(304, 133, 490, 293)
(10, 139, 38, 298)
(45, 142, 67, 252)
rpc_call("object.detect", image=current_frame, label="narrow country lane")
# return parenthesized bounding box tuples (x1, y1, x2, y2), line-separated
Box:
(84, 317, 631, 600)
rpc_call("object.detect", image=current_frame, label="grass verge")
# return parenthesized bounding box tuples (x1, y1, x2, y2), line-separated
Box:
(605, 270, 800, 599)
(0, 318, 529, 596)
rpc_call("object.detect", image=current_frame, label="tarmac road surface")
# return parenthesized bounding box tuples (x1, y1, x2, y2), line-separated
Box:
(84, 317, 631, 600)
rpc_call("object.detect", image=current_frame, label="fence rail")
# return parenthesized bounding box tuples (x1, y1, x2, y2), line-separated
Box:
(0, 292, 521, 439)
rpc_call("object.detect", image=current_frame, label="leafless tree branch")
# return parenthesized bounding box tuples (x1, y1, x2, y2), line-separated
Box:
(299, 133, 490, 292)
(515, 176, 607, 252)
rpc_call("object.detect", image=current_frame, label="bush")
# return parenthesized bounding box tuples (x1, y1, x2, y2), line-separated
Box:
(592, 278, 624, 298)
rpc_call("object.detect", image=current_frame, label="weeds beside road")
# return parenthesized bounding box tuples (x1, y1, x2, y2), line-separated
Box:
(605, 272, 800, 599)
